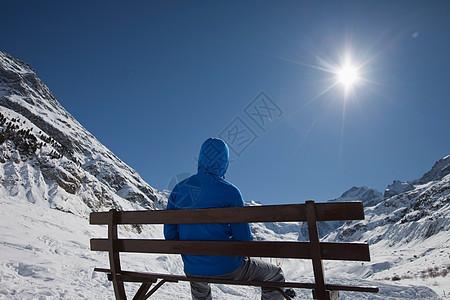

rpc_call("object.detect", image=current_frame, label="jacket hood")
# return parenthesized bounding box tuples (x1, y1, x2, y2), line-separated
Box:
(197, 138, 229, 177)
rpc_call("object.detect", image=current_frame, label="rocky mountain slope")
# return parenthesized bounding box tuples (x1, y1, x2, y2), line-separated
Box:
(325, 156, 449, 289)
(327, 155, 450, 244)
(252, 156, 449, 247)
(0, 51, 166, 217)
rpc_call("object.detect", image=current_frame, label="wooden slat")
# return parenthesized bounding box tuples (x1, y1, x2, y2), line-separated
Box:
(90, 202, 364, 225)
(121, 271, 317, 288)
(90, 239, 371, 261)
(119, 271, 380, 293)
(316, 201, 364, 221)
(92, 269, 379, 293)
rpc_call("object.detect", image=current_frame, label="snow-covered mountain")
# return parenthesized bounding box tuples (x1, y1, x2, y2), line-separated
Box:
(383, 157, 450, 200)
(326, 156, 449, 294)
(0, 51, 447, 299)
(250, 186, 383, 242)
(311, 186, 383, 240)
(331, 186, 383, 207)
(328, 156, 450, 244)
(248, 161, 449, 298)
(0, 51, 166, 217)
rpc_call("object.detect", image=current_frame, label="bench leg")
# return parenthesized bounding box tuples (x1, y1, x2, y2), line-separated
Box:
(131, 279, 173, 300)
(143, 280, 170, 299)
(132, 282, 152, 300)
(112, 278, 127, 300)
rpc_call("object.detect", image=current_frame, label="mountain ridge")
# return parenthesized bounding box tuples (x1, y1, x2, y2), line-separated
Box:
(0, 50, 166, 216)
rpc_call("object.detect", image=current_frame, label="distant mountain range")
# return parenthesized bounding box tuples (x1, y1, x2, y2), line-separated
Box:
(327, 155, 450, 244)
(251, 156, 449, 245)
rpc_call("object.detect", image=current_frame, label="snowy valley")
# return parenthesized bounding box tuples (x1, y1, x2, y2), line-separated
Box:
(0, 51, 448, 299)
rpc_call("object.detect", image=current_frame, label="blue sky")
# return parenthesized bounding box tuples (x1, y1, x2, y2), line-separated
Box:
(2, 1, 449, 204)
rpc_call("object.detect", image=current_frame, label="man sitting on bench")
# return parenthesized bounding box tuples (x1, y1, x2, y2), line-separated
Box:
(164, 137, 293, 300)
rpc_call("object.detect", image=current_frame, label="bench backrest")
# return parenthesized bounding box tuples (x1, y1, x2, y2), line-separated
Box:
(90, 200, 370, 299)
(90, 201, 369, 260)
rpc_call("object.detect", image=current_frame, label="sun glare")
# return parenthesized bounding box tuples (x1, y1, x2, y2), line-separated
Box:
(284, 48, 369, 100)
(337, 64, 359, 88)
(288, 44, 376, 160)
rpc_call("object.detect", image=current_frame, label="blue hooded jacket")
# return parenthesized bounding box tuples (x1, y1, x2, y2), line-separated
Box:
(164, 138, 253, 276)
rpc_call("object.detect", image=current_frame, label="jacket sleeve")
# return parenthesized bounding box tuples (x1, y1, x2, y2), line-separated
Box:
(229, 187, 253, 241)
(163, 190, 179, 240)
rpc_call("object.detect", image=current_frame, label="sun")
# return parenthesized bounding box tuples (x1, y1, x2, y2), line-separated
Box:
(308, 51, 365, 98)
(337, 64, 359, 88)
(280, 48, 369, 100)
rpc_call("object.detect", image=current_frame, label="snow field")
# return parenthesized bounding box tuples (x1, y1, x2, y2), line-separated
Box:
(0, 195, 265, 299)
(1, 194, 444, 299)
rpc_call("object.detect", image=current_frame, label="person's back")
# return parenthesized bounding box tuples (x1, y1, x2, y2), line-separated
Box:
(164, 162, 252, 275)
(164, 138, 288, 300)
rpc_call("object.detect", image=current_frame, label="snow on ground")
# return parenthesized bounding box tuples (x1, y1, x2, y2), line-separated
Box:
(0, 194, 444, 299)
(0, 195, 262, 299)
(366, 236, 450, 299)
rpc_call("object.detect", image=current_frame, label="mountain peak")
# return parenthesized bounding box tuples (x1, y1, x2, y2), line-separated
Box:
(414, 155, 450, 185)
(384, 180, 414, 199)
(330, 185, 383, 207)
(1, 51, 166, 216)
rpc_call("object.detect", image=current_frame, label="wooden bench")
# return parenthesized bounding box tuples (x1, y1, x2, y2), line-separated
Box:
(90, 200, 379, 300)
